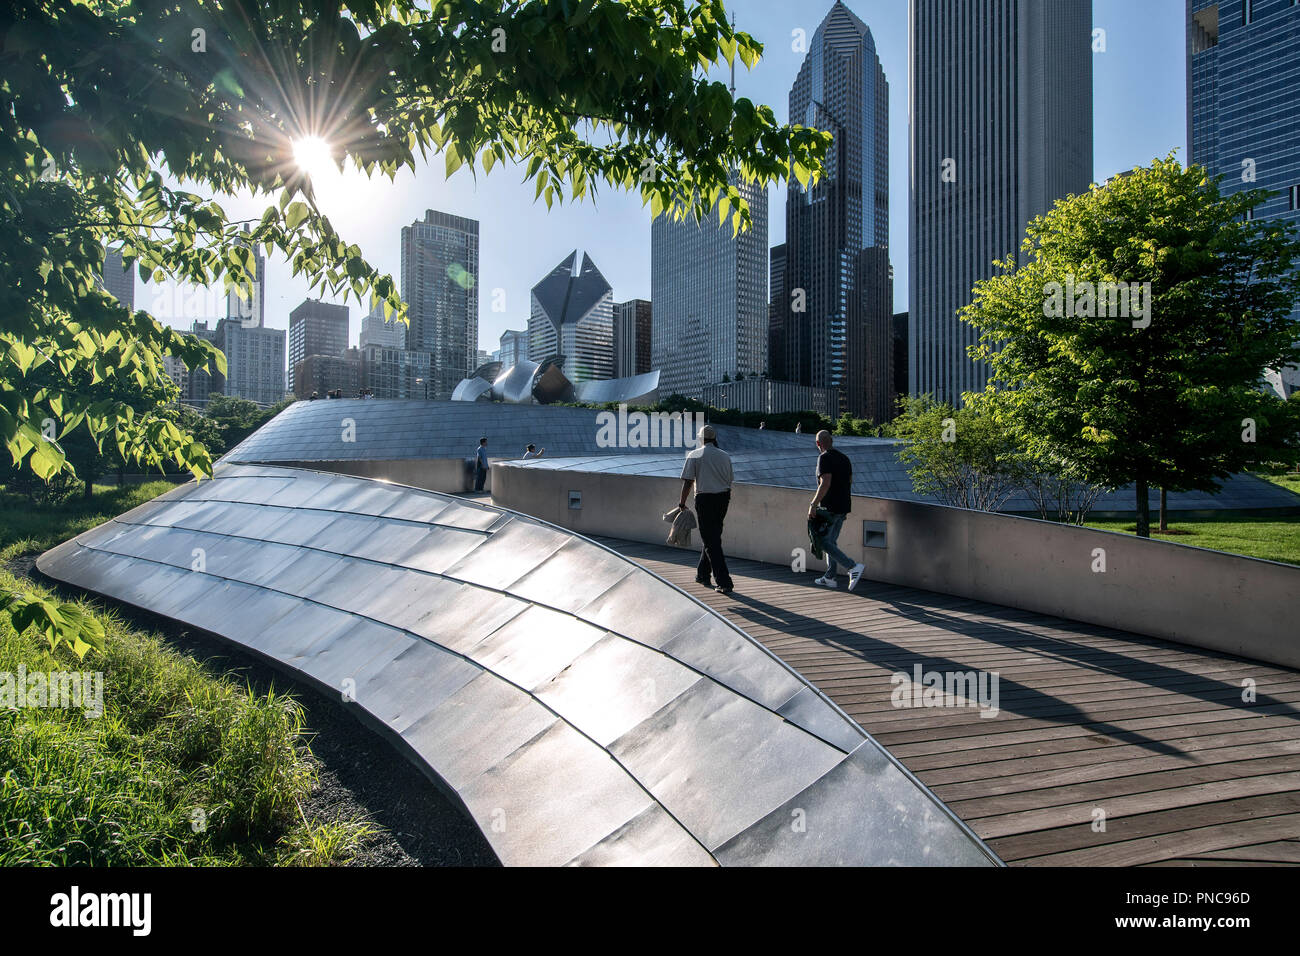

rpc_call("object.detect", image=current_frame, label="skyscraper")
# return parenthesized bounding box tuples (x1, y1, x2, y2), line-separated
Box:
(778, 1, 892, 421)
(401, 209, 479, 400)
(528, 250, 614, 383)
(498, 329, 527, 368)
(226, 224, 265, 328)
(359, 298, 407, 350)
(768, 243, 786, 378)
(288, 298, 349, 394)
(613, 299, 653, 378)
(650, 173, 768, 397)
(1188, 0, 1300, 398)
(910, 0, 1093, 404)
(216, 319, 286, 405)
(101, 248, 134, 309)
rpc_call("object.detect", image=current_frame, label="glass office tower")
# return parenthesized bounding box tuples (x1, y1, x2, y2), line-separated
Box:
(1188, 0, 1300, 398)
(650, 172, 768, 398)
(401, 209, 479, 400)
(778, 1, 892, 421)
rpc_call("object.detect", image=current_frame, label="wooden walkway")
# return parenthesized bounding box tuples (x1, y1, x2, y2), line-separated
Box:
(598, 536, 1300, 867)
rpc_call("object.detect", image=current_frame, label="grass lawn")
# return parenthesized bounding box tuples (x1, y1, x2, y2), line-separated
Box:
(1, 481, 375, 865)
(1085, 513, 1300, 567)
(1256, 470, 1300, 498)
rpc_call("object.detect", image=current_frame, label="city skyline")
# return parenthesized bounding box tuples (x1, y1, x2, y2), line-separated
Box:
(127, 0, 1186, 360)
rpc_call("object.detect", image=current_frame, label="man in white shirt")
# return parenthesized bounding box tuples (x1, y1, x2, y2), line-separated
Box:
(678, 424, 735, 594)
(522, 444, 544, 459)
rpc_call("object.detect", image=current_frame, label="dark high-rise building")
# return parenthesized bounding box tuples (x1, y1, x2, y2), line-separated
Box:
(401, 209, 479, 400)
(295, 349, 361, 400)
(651, 173, 768, 396)
(288, 298, 349, 394)
(779, 1, 892, 421)
(101, 248, 134, 310)
(768, 243, 786, 379)
(1188, 0, 1300, 399)
(613, 299, 653, 378)
(910, 0, 1093, 404)
(529, 250, 614, 383)
(892, 310, 909, 409)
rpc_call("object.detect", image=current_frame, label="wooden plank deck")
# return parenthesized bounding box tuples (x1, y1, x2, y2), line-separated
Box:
(597, 536, 1300, 866)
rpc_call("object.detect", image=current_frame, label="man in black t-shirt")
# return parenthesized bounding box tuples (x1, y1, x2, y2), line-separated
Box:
(808, 430, 865, 591)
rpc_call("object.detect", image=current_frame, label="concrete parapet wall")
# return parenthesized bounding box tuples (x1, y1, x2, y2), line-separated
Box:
(492, 462, 1300, 672)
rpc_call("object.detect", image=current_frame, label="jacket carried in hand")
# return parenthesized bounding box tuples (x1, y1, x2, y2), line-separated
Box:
(662, 505, 697, 547)
(807, 507, 834, 560)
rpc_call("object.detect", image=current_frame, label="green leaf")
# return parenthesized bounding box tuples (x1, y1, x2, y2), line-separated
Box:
(284, 202, 310, 231)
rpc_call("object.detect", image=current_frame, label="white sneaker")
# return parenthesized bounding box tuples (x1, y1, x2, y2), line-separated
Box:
(847, 563, 865, 591)
(814, 575, 838, 588)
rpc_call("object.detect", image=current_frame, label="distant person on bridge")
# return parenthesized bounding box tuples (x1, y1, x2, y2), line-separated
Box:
(809, 430, 864, 591)
(678, 424, 734, 595)
(474, 437, 489, 491)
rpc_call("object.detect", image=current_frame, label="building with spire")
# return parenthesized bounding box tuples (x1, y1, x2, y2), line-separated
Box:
(776, 1, 893, 421)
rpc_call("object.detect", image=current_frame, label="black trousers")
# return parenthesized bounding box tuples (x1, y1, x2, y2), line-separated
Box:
(694, 490, 733, 589)
(474, 466, 487, 491)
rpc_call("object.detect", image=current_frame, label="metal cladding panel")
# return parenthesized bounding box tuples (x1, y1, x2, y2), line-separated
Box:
(132, 566, 221, 620)
(402, 584, 531, 654)
(466, 604, 608, 691)
(395, 526, 487, 574)
(354, 640, 482, 734)
(458, 721, 656, 867)
(508, 540, 636, 613)
(576, 574, 718, 649)
(451, 376, 494, 402)
(439, 517, 572, 591)
(263, 549, 355, 598)
(36, 463, 999, 867)
(572, 369, 661, 406)
(564, 804, 714, 867)
(294, 619, 413, 693)
(534, 634, 704, 747)
(240, 600, 356, 660)
(776, 686, 867, 753)
(345, 520, 436, 563)
(421, 500, 501, 532)
(381, 494, 466, 524)
(402, 672, 559, 791)
(712, 743, 999, 867)
(493, 359, 539, 403)
(608, 679, 844, 851)
(658, 614, 806, 714)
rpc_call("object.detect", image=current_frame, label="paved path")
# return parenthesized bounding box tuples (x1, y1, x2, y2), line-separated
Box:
(598, 536, 1300, 866)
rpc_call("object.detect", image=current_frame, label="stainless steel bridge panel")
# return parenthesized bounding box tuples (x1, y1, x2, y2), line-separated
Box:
(38, 463, 999, 867)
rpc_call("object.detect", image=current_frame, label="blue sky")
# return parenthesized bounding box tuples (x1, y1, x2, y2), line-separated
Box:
(141, 0, 1187, 354)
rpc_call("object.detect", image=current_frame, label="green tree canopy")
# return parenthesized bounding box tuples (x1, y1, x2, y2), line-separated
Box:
(963, 155, 1300, 536)
(1, 0, 831, 653)
(889, 393, 1026, 512)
